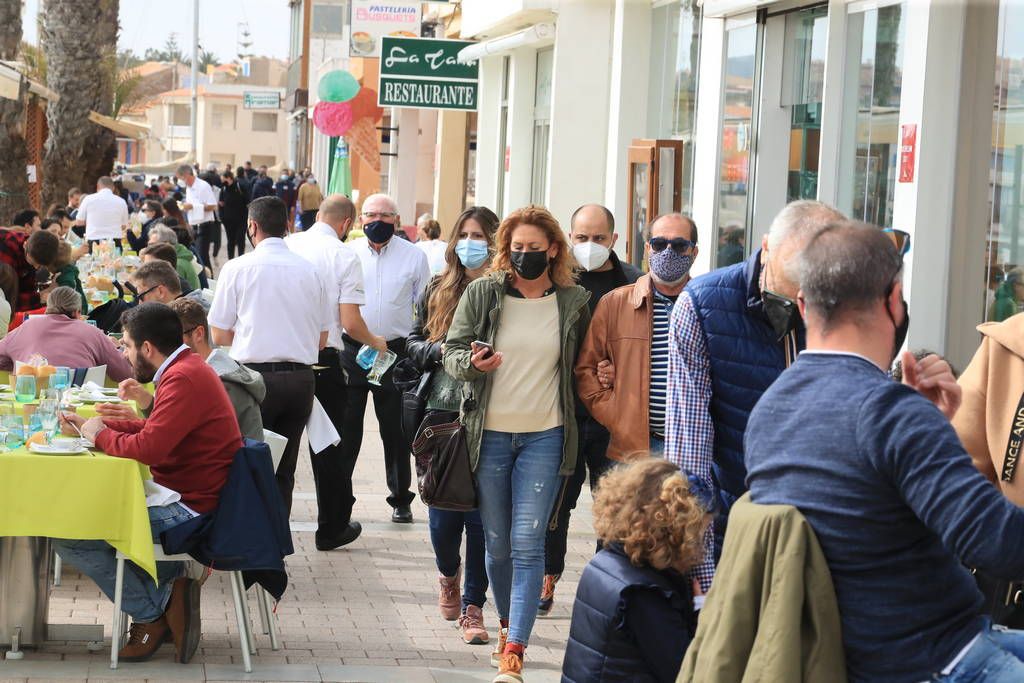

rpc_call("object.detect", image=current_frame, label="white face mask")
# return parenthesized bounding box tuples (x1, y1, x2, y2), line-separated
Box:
(572, 241, 611, 272)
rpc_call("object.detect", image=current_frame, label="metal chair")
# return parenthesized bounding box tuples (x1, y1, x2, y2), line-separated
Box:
(110, 545, 279, 672)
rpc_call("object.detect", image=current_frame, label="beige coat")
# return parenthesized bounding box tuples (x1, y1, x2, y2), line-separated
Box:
(954, 313, 1024, 505)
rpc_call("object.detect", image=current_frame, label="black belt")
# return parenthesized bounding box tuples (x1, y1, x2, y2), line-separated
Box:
(247, 362, 311, 372)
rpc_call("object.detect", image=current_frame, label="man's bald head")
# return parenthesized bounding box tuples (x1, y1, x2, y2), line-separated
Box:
(570, 204, 614, 236)
(317, 194, 356, 239)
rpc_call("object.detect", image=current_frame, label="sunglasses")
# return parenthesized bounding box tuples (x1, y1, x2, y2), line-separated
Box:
(649, 237, 695, 254)
(124, 281, 158, 301)
(882, 228, 911, 257)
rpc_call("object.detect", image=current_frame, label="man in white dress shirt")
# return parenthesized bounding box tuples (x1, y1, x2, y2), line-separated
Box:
(345, 193, 431, 523)
(208, 196, 333, 514)
(75, 176, 128, 250)
(176, 165, 219, 271)
(285, 194, 386, 550)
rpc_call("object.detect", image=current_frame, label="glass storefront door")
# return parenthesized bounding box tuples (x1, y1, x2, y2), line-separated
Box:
(837, 2, 907, 229)
(984, 1, 1024, 322)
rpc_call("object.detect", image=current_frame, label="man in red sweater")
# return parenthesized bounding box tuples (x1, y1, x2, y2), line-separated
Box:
(56, 303, 241, 664)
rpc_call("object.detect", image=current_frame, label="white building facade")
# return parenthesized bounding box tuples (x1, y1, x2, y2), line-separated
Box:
(461, 0, 1024, 371)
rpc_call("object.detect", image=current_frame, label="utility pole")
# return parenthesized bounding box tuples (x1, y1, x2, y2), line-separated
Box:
(190, 0, 199, 164)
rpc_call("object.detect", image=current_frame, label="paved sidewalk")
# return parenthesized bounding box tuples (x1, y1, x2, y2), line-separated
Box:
(0, 399, 594, 682)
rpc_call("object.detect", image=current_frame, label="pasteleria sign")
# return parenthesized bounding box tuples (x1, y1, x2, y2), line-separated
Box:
(377, 36, 478, 111)
(350, 1, 421, 58)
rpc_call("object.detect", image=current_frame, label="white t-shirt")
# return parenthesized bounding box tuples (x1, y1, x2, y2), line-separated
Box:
(349, 236, 432, 341)
(185, 176, 218, 225)
(285, 222, 366, 350)
(416, 239, 448, 275)
(78, 188, 128, 241)
(208, 237, 332, 365)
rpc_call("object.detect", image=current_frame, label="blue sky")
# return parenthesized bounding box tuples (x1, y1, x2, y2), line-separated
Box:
(21, 0, 291, 62)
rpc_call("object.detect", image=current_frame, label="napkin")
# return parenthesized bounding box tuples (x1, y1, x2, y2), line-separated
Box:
(306, 397, 340, 455)
(144, 480, 182, 508)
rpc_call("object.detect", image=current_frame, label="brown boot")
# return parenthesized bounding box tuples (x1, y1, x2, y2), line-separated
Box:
(438, 567, 462, 621)
(164, 576, 202, 663)
(118, 616, 170, 662)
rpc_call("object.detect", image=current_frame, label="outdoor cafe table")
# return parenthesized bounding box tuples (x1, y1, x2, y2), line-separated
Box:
(0, 446, 156, 581)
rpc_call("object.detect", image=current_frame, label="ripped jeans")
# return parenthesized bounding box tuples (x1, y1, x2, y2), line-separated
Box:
(477, 427, 565, 646)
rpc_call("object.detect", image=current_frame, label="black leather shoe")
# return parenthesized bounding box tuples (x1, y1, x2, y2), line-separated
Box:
(315, 521, 362, 550)
(391, 505, 413, 524)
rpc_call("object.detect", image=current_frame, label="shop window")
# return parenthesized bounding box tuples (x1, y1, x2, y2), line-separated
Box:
(782, 6, 827, 203)
(252, 112, 279, 132)
(984, 1, 1024, 322)
(496, 57, 510, 217)
(837, 3, 906, 230)
(531, 48, 554, 205)
(648, 0, 701, 214)
(251, 154, 276, 168)
(715, 19, 759, 268)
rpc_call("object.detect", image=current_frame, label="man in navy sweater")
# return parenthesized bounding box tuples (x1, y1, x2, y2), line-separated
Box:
(746, 221, 1024, 682)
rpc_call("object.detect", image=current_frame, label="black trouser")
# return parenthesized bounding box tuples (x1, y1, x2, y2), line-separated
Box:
(310, 348, 355, 534)
(249, 363, 315, 516)
(300, 209, 317, 231)
(194, 221, 220, 268)
(340, 336, 415, 510)
(87, 238, 122, 253)
(223, 218, 246, 259)
(544, 414, 613, 576)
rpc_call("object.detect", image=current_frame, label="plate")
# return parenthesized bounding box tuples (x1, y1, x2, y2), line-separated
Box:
(29, 443, 89, 455)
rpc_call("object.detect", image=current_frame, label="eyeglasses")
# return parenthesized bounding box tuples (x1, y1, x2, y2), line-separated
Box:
(125, 281, 158, 301)
(649, 237, 695, 254)
(182, 326, 198, 336)
(882, 228, 911, 257)
(361, 211, 397, 220)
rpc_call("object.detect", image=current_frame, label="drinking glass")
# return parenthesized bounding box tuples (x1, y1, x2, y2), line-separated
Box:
(0, 404, 12, 452)
(38, 398, 58, 444)
(2, 412, 25, 450)
(14, 375, 36, 403)
(52, 367, 71, 393)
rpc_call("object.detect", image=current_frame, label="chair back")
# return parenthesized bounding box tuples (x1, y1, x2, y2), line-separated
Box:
(262, 429, 288, 471)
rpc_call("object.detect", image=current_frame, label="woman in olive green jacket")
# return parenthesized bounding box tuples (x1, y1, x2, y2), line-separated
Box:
(443, 205, 590, 683)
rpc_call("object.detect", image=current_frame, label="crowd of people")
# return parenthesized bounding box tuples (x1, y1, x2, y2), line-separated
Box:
(10, 171, 1024, 682)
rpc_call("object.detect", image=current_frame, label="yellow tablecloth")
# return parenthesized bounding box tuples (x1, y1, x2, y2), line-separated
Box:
(0, 448, 156, 579)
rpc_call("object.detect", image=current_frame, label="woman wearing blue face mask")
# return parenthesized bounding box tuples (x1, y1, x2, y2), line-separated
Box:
(406, 206, 499, 646)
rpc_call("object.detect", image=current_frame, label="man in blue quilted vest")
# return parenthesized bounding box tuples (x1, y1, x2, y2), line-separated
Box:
(664, 200, 958, 592)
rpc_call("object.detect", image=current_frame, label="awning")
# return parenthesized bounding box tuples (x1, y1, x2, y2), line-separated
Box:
(121, 153, 194, 175)
(88, 111, 150, 140)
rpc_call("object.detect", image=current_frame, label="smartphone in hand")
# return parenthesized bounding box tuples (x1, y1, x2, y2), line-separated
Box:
(472, 340, 494, 359)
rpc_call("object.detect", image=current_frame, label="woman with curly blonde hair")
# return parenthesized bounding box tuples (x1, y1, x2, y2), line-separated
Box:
(561, 457, 711, 683)
(443, 205, 590, 682)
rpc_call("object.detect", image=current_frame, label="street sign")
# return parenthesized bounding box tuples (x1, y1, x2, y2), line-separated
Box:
(243, 92, 281, 110)
(378, 37, 478, 111)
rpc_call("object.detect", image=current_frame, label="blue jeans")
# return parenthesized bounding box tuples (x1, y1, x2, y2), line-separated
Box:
(52, 503, 193, 623)
(650, 435, 665, 456)
(428, 507, 488, 610)
(477, 427, 564, 646)
(935, 623, 1024, 681)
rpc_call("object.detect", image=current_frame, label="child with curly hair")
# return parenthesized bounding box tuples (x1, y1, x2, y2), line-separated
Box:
(561, 457, 711, 683)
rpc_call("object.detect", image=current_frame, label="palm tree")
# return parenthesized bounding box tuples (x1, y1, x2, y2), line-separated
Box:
(0, 1, 29, 221)
(40, 0, 119, 210)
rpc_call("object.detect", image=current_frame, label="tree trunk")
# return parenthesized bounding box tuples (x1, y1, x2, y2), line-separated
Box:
(41, 0, 119, 209)
(0, 0, 29, 219)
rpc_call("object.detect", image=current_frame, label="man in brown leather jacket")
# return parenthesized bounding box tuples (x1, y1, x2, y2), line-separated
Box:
(575, 213, 698, 459)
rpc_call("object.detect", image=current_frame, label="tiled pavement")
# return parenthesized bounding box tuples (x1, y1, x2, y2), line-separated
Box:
(0, 398, 594, 682)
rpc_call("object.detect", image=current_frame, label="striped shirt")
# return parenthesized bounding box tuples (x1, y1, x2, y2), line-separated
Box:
(649, 289, 676, 434)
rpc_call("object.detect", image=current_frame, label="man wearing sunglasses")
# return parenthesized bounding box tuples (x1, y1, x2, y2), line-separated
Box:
(664, 201, 955, 595)
(743, 222, 1016, 683)
(127, 261, 208, 311)
(576, 212, 698, 460)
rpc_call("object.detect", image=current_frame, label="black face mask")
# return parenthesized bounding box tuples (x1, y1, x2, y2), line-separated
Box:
(887, 296, 910, 365)
(364, 220, 395, 244)
(510, 251, 549, 280)
(246, 223, 256, 249)
(762, 290, 802, 341)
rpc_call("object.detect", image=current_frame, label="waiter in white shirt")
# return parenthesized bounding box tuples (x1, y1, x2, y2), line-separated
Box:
(75, 176, 128, 250)
(176, 164, 219, 270)
(285, 194, 386, 551)
(345, 193, 431, 524)
(208, 196, 333, 514)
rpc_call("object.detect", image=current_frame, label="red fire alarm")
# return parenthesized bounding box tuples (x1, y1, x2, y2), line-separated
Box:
(899, 124, 917, 183)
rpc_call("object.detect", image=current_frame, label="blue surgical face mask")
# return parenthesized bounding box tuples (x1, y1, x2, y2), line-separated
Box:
(455, 239, 489, 269)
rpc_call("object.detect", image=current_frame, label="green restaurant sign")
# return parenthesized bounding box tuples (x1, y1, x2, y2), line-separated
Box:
(378, 36, 478, 111)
